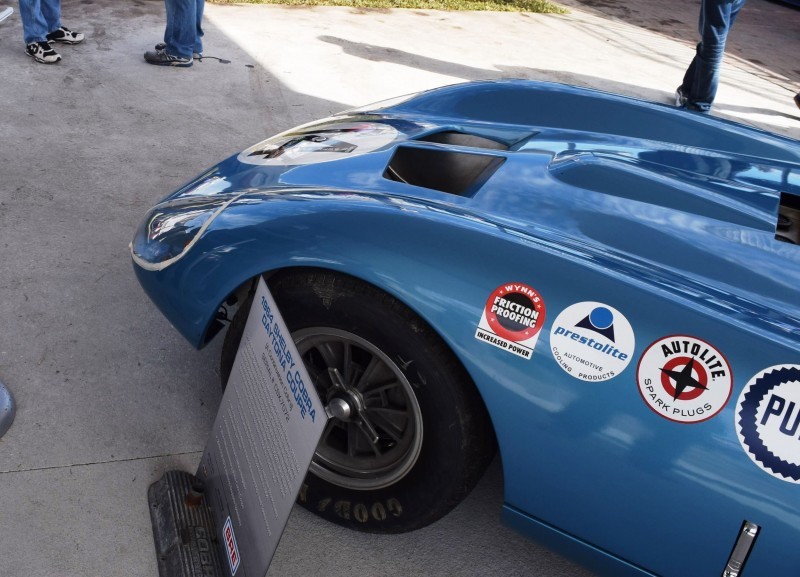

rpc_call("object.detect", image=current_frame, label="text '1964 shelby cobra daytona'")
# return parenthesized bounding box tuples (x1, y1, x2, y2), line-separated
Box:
(131, 80, 800, 577)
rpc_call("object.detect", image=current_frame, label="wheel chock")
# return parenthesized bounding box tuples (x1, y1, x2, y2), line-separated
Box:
(148, 470, 225, 577)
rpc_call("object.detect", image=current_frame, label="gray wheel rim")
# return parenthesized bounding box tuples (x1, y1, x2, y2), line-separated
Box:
(294, 327, 424, 491)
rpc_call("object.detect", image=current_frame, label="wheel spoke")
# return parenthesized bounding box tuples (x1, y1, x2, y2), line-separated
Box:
(305, 361, 332, 393)
(369, 407, 408, 433)
(346, 423, 359, 458)
(361, 379, 402, 400)
(358, 422, 383, 457)
(365, 409, 406, 442)
(354, 354, 382, 391)
(327, 367, 347, 394)
(320, 419, 337, 445)
(346, 421, 382, 458)
(358, 410, 381, 444)
(368, 406, 408, 418)
(314, 341, 342, 373)
(342, 341, 353, 384)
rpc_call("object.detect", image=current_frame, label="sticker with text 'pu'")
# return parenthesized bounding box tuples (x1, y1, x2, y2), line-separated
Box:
(636, 335, 732, 424)
(475, 282, 545, 359)
(736, 364, 800, 483)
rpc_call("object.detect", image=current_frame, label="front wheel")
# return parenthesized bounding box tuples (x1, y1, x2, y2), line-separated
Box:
(220, 269, 496, 533)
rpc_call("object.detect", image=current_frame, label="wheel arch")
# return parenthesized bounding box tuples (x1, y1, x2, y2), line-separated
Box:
(215, 264, 500, 453)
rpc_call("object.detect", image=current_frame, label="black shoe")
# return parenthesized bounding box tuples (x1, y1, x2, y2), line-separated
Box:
(26, 41, 61, 64)
(46, 26, 84, 45)
(144, 48, 193, 67)
(155, 42, 202, 59)
(675, 86, 688, 107)
(795, 93, 800, 111)
(675, 86, 710, 113)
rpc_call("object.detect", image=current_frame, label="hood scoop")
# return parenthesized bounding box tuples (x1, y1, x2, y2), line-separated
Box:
(383, 144, 505, 197)
(776, 192, 799, 245)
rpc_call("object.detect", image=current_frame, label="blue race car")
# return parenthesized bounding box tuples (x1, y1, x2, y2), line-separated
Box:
(131, 80, 800, 577)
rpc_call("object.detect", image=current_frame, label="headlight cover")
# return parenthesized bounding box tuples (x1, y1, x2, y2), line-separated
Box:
(131, 192, 243, 271)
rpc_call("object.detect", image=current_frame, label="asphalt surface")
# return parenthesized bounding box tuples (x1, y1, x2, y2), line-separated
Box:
(0, 1, 798, 576)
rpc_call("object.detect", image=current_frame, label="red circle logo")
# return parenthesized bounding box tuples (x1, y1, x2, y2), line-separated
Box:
(660, 356, 708, 401)
(484, 283, 545, 342)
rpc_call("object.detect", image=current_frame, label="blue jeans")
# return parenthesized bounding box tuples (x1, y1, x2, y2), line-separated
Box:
(17, 0, 60, 45)
(164, 0, 204, 59)
(680, 0, 747, 111)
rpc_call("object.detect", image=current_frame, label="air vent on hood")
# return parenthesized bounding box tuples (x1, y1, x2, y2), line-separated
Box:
(776, 192, 800, 245)
(417, 131, 510, 151)
(384, 146, 505, 197)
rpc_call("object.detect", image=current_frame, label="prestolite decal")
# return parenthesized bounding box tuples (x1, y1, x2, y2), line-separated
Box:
(736, 364, 800, 483)
(636, 335, 732, 424)
(550, 302, 635, 382)
(475, 282, 545, 359)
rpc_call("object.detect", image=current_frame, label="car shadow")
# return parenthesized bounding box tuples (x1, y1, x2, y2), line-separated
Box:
(556, 0, 800, 92)
(318, 34, 796, 131)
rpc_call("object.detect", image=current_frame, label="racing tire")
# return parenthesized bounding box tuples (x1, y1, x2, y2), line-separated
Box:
(220, 268, 496, 533)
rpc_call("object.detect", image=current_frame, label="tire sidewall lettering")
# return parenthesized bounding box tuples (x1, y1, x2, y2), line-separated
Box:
(354, 503, 369, 523)
(308, 494, 405, 523)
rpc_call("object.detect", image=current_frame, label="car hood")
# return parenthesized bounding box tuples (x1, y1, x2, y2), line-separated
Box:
(140, 80, 800, 340)
(162, 79, 799, 230)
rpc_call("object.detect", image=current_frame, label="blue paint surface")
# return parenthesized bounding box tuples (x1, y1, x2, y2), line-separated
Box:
(131, 81, 800, 577)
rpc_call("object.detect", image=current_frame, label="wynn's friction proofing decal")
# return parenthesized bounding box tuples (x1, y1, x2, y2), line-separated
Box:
(549, 302, 635, 381)
(636, 335, 732, 424)
(475, 282, 545, 359)
(736, 365, 800, 483)
(237, 122, 399, 166)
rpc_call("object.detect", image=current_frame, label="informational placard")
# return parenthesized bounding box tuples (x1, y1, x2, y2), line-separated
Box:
(197, 277, 328, 576)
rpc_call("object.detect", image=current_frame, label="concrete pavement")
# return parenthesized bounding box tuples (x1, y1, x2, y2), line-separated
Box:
(0, 1, 798, 576)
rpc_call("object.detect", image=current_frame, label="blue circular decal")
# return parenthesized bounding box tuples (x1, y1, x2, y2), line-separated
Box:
(736, 365, 800, 483)
(589, 307, 613, 331)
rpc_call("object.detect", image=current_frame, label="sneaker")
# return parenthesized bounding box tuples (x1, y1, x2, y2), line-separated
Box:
(795, 92, 800, 111)
(144, 48, 193, 67)
(155, 42, 202, 59)
(675, 86, 688, 107)
(674, 86, 709, 113)
(46, 26, 84, 45)
(0, 7, 13, 24)
(26, 41, 61, 64)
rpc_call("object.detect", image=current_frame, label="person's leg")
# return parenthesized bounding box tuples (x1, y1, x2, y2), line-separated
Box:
(679, 50, 699, 102)
(684, 0, 747, 111)
(163, 0, 196, 59)
(145, 0, 193, 66)
(40, 0, 82, 44)
(17, 0, 48, 44)
(38, 0, 59, 34)
(193, 0, 204, 55)
(163, 0, 174, 48)
(17, 0, 60, 62)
